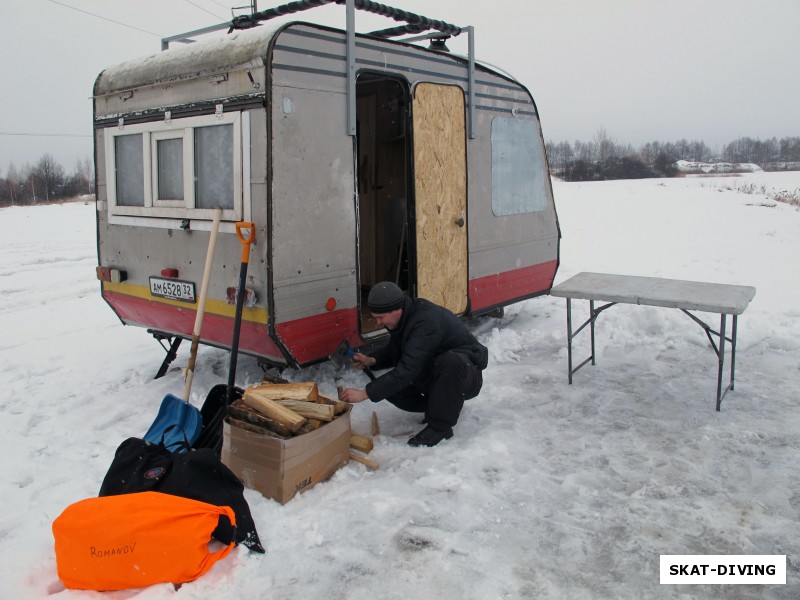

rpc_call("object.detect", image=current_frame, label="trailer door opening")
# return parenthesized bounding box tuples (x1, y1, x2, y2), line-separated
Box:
(356, 74, 411, 334)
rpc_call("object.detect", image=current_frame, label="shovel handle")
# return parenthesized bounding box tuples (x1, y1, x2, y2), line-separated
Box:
(184, 208, 223, 401)
(235, 222, 255, 263)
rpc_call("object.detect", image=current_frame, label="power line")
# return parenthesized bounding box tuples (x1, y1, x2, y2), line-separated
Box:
(47, 0, 163, 38)
(207, 0, 232, 10)
(184, 0, 228, 21)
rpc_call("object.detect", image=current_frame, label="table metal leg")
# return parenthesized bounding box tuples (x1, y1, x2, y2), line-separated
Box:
(563, 298, 615, 384)
(681, 309, 739, 411)
(590, 299, 596, 366)
(566, 298, 573, 384)
(730, 315, 738, 392)
(716, 314, 727, 411)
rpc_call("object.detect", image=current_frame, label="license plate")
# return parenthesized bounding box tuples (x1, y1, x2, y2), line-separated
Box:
(149, 277, 196, 303)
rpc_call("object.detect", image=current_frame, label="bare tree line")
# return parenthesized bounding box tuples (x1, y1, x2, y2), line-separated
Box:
(0, 154, 94, 207)
(547, 131, 800, 181)
(2, 133, 799, 206)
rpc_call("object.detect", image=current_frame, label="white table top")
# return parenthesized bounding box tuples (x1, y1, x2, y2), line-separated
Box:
(550, 272, 756, 315)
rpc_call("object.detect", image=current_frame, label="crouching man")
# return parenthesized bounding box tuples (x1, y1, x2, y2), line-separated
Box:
(338, 281, 488, 447)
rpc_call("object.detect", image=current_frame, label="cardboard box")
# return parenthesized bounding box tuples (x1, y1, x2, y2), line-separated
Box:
(221, 409, 351, 504)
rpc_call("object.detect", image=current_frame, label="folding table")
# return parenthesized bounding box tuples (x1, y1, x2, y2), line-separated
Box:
(550, 272, 756, 411)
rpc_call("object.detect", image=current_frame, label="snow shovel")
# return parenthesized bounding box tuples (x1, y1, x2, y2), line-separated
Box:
(144, 208, 222, 451)
(193, 221, 255, 454)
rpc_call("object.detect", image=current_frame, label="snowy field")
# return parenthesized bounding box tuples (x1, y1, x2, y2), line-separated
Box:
(0, 172, 798, 599)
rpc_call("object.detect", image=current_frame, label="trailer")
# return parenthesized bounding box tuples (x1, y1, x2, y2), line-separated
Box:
(93, 1, 560, 370)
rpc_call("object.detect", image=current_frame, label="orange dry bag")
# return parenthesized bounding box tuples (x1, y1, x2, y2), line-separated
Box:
(52, 491, 236, 591)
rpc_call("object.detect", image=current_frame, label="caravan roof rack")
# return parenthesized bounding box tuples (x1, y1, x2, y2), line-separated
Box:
(231, 0, 462, 38)
(160, 0, 476, 138)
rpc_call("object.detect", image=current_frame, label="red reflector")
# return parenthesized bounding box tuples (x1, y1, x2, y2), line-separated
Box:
(325, 297, 337, 311)
(161, 268, 179, 278)
(96, 266, 111, 282)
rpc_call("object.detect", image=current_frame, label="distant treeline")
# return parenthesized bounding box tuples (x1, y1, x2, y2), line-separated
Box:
(3, 134, 800, 206)
(547, 132, 800, 181)
(0, 154, 93, 207)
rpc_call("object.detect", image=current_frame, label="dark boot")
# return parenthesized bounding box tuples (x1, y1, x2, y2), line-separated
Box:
(408, 425, 453, 447)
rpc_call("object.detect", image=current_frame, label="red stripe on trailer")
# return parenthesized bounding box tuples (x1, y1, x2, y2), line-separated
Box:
(103, 290, 282, 359)
(469, 260, 558, 312)
(275, 307, 361, 366)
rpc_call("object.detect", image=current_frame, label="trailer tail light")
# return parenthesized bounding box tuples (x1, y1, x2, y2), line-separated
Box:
(160, 268, 179, 278)
(226, 287, 256, 307)
(96, 266, 127, 283)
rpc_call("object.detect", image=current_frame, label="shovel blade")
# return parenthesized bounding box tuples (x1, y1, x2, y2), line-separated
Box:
(143, 393, 203, 451)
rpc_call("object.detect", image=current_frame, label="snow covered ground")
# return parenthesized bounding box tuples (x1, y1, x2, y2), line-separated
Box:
(1, 172, 798, 599)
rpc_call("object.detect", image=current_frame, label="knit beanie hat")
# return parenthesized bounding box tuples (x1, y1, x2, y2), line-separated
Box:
(367, 281, 405, 314)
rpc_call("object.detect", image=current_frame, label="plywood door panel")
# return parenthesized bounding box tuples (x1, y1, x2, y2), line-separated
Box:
(412, 83, 468, 314)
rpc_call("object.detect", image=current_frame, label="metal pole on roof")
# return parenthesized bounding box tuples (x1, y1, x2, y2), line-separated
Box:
(161, 22, 231, 50)
(346, 0, 356, 136)
(466, 26, 475, 140)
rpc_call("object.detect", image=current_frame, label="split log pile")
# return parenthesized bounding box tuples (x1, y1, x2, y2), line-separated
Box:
(226, 379, 380, 468)
(226, 381, 348, 439)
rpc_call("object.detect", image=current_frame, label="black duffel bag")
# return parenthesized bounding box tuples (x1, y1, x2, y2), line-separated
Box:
(99, 427, 265, 554)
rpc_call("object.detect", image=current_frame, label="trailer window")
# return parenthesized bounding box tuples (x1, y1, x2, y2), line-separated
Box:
(195, 124, 233, 210)
(115, 134, 145, 207)
(104, 112, 244, 222)
(155, 135, 184, 202)
(491, 118, 548, 216)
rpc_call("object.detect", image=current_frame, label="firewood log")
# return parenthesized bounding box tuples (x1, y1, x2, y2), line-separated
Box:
(242, 390, 307, 433)
(350, 452, 379, 469)
(300, 418, 323, 433)
(273, 399, 335, 422)
(225, 416, 287, 439)
(228, 400, 293, 438)
(319, 394, 350, 415)
(350, 434, 374, 454)
(333, 401, 349, 415)
(247, 382, 319, 401)
(371, 411, 381, 436)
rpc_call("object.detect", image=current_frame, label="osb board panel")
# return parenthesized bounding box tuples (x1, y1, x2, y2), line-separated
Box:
(412, 83, 468, 314)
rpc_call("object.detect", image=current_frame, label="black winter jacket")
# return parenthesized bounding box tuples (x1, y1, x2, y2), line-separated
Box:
(365, 296, 488, 401)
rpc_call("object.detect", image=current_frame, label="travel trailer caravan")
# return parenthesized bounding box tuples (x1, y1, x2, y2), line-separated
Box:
(93, 1, 560, 371)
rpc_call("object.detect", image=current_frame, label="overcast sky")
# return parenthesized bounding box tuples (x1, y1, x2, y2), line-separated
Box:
(2, 0, 798, 172)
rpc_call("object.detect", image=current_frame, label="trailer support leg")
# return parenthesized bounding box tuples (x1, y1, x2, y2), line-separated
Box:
(149, 330, 183, 379)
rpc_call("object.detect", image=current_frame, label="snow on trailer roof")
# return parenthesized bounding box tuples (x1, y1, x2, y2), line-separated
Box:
(94, 24, 282, 96)
(94, 0, 480, 98)
(93, 20, 481, 97)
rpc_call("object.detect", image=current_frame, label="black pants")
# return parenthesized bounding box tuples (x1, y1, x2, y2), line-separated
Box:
(385, 351, 483, 431)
